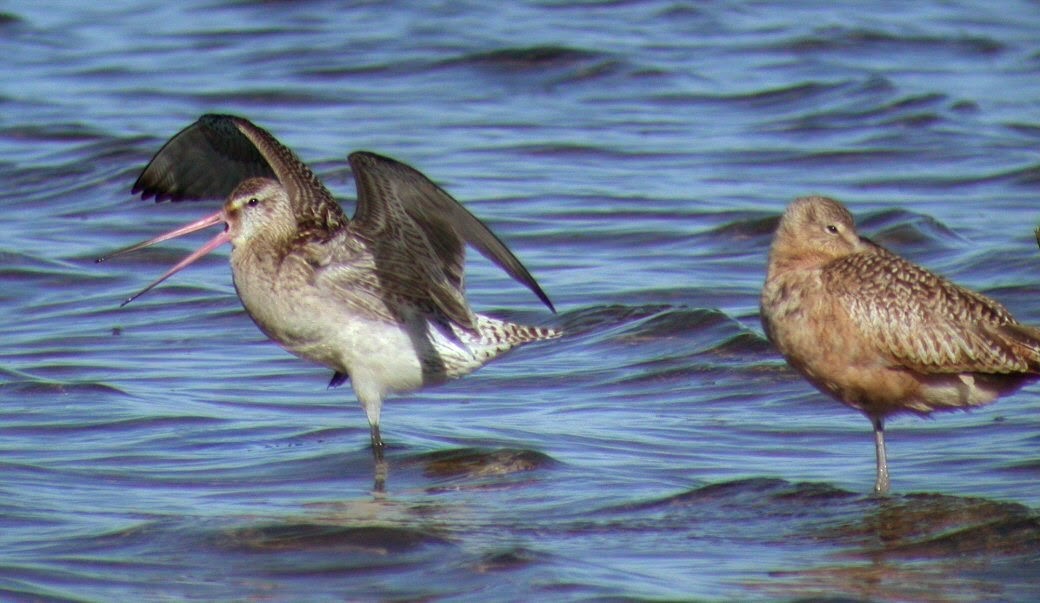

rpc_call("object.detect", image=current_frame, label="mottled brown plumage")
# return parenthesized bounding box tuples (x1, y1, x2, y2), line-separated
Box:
(761, 195, 1040, 493)
(104, 114, 559, 466)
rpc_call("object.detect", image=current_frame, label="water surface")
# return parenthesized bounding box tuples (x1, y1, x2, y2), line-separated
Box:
(3, 1, 1040, 600)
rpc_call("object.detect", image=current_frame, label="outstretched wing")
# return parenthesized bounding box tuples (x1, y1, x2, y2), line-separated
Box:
(132, 114, 278, 202)
(132, 114, 346, 235)
(825, 249, 1040, 374)
(347, 152, 555, 315)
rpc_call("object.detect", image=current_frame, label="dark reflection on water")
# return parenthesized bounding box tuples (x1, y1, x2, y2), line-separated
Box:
(218, 523, 453, 554)
(609, 478, 1040, 601)
(3, 0, 1040, 600)
(414, 447, 556, 479)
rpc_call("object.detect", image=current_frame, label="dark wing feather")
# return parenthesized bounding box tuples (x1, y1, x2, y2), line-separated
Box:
(132, 114, 278, 202)
(347, 151, 555, 312)
(133, 114, 347, 236)
(825, 249, 1040, 373)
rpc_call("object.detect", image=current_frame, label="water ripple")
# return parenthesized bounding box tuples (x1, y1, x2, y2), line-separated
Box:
(3, 0, 1040, 600)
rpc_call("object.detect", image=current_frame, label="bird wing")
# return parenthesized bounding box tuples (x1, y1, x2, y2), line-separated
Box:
(824, 249, 1040, 374)
(347, 152, 555, 315)
(132, 114, 346, 236)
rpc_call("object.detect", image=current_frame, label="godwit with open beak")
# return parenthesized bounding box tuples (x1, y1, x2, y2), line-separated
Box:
(100, 114, 559, 469)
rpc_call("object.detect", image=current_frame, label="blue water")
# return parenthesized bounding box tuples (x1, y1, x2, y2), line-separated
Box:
(3, 1, 1040, 600)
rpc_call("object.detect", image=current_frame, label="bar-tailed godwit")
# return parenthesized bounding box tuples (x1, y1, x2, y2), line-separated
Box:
(100, 114, 559, 465)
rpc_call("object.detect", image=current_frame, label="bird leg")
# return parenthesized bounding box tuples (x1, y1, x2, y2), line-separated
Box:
(369, 424, 387, 493)
(370, 424, 385, 461)
(872, 417, 890, 495)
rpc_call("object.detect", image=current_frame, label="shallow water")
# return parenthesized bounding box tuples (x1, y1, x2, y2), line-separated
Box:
(3, 1, 1040, 600)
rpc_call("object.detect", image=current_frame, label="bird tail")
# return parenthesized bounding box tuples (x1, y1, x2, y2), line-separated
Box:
(473, 314, 561, 347)
(996, 322, 1040, 372)
(432, 314, 560, 379)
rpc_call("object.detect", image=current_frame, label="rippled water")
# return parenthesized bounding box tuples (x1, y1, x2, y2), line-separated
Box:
(3, 1, 1040, 600)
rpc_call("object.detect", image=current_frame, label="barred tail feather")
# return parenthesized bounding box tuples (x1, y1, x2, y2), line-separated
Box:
(474, 314, 561, 346)
(429, 314, 556, 376)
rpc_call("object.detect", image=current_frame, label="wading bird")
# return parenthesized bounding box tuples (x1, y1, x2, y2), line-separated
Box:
(761, 195, 1039, 494)
(100, 114, 559, 478)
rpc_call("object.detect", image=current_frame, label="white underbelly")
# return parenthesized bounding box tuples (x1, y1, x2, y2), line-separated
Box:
(231, 261, 423, 392)
(230, 249, 512, 408)
(292, 314, 428, 395)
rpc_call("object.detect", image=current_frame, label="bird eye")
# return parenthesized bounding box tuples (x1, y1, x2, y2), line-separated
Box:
(247, 198, 259, 207)
(826, 224, 839, 234)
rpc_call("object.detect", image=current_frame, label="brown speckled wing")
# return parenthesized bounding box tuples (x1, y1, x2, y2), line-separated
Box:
(824, 248, 1040, 374)
(347, 152, 555, 314)
(228, 116, 347, 238)
(132, 114, 347, 236)
(302, 231, 439, 327)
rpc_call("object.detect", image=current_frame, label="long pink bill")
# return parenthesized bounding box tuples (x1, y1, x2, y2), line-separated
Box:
(95, 209, 229, 307)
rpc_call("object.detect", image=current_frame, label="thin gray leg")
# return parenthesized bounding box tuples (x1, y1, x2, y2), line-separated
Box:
(370, 424, 386, 493)
(370, 424, 385, 460)
(872, 417, 890, 495)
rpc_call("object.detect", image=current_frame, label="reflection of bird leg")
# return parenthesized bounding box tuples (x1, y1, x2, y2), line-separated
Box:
(373, 457, 388, 495)
(872, 417, 889, 496)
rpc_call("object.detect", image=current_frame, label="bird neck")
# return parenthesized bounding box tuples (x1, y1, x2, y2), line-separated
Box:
(767, 243, 837, 275)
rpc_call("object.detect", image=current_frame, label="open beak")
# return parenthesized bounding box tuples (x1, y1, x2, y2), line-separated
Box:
(96, 209, 228, 307)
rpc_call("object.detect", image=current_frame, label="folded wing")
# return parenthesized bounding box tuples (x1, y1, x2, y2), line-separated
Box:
(826, 250, 1040, 374)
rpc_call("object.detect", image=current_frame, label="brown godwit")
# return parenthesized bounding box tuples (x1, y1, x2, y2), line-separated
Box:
(761, 195, 1040, 494)
(100, 114, 559, 465)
